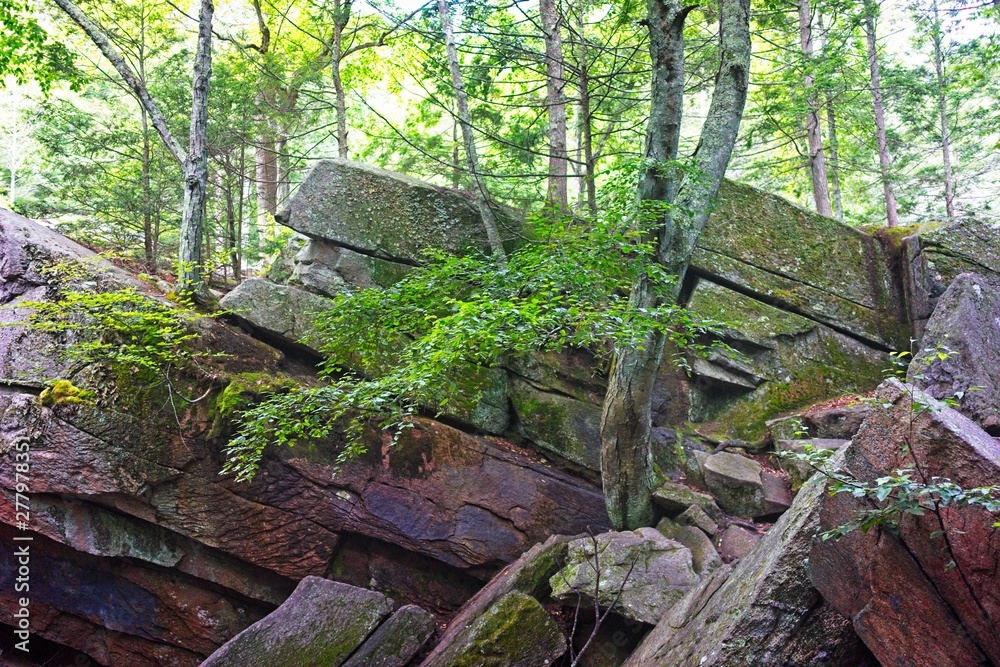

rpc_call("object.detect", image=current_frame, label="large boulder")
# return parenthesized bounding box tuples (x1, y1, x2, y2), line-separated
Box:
(275, 158, 517, 264)
(810, 379, 1000, 667)
(0, 209, 610, 664)
(907, 272, 1000, 435)
(219, 278, 332, 352)
(200, 576, 393, 667)
(694, 180, 908, 349)
(901, 217, 1000, 335)
(624, 449, 869, 666)
(549, 528, 703, 624)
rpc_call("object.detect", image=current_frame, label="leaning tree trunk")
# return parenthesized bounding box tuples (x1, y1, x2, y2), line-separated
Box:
(599, 0, 751, 529)
(863, 1, 900, 228)
(437, 0, 507, 264)
(799, 0, 832, 216)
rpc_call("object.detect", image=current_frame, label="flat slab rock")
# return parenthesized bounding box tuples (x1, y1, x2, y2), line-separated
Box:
(276, 158, 516, 263)
(200, 576, 393, 667)
(341, 605, 435, 667)
(219, 278, 332, 351)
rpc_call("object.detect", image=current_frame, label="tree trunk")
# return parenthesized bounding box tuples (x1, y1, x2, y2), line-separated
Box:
(541, 0, 568, 208)
(178, 0, 214, 296)
(931, 0, 955, 220)
(863, 1, 900, 228)
(51, 0, 213, 295)
(437, 0, 507, 264)
(577, 9, 597, 213)
(825, 95, 844, 221)
(799, 0, 832, 216)
(255, 134, 277, 240)
(332, 3, 350, 159)
(276, 134, 290, 208)
(141, 106, 154, 269)
(599, 0, 751, 529)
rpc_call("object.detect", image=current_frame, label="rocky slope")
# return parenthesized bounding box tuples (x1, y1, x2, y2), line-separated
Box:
(1, 160, 998, 666)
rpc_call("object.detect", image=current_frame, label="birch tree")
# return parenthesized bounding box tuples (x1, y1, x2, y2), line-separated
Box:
(51, 0, 215, 296)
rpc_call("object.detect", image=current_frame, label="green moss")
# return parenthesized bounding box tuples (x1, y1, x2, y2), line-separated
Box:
(689, 282, 814, 341)
(449, 592, 565, 667)
(721, 342, 885, 441)
(38, 379, 94, 406)
(208, 372, 299, 439)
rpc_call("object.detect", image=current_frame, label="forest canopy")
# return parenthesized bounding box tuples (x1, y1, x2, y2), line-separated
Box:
(0, 0, 997, 282)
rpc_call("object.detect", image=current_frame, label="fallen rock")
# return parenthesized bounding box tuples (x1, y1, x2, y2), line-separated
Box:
(625, 450, 868, 666)
(656, 518, 722, 574)
(422, 591, 565, 667)
(292, 238, 409, 294)
(675, 504, 718, 537)
(810, 379, 1000, 666)
(341, 604, 435, 667)
(908, 272, 1000, 435)
(718, 524, 761, 562)
(760, 470, 793, 516)
(276, 158, 517, 264)
(776, 438, 849, 489)
(702, 451, 765, 517)
(200, 576, 392, 667)
(651, 481, 722, 522)
(219, 278, 332, 351)
(800, 402, 871, 439)
(549, 528, 701, 625)
(420, 534, 573, 666)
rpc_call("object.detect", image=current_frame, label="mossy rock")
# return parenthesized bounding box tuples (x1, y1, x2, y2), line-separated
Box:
(201, 577, 392, 667)
(433, 591, 566, 667)
(508, 377, 602, 471)
(276, 159, 520, 263)
(695, 180, 909, 349)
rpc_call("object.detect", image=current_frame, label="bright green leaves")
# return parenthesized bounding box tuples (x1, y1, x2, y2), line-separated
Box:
(0, 0, 78, 92)
(224, 191, 723, 482)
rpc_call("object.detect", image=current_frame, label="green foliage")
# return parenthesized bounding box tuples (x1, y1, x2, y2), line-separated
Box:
(224, 179, 723, 482)
(12, 260, 210, 383)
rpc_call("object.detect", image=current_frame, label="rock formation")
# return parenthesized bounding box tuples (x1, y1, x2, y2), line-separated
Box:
(3, 160, 998, 666)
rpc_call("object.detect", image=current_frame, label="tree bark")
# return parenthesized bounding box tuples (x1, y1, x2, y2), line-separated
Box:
(863, 1, 900, 228)
(576, 5, 597, 213)
(177, 0, 213, 296)
(541, 0, 568, 208)
(437, 0, 508, 264)
(255, 134, 277, 240)
(825, 95, 844, 221)
(930, 0, 955, 220)
(599, 0, 751, 529)
(332, 0, 351, 158)
(799, 0, 832, 216)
